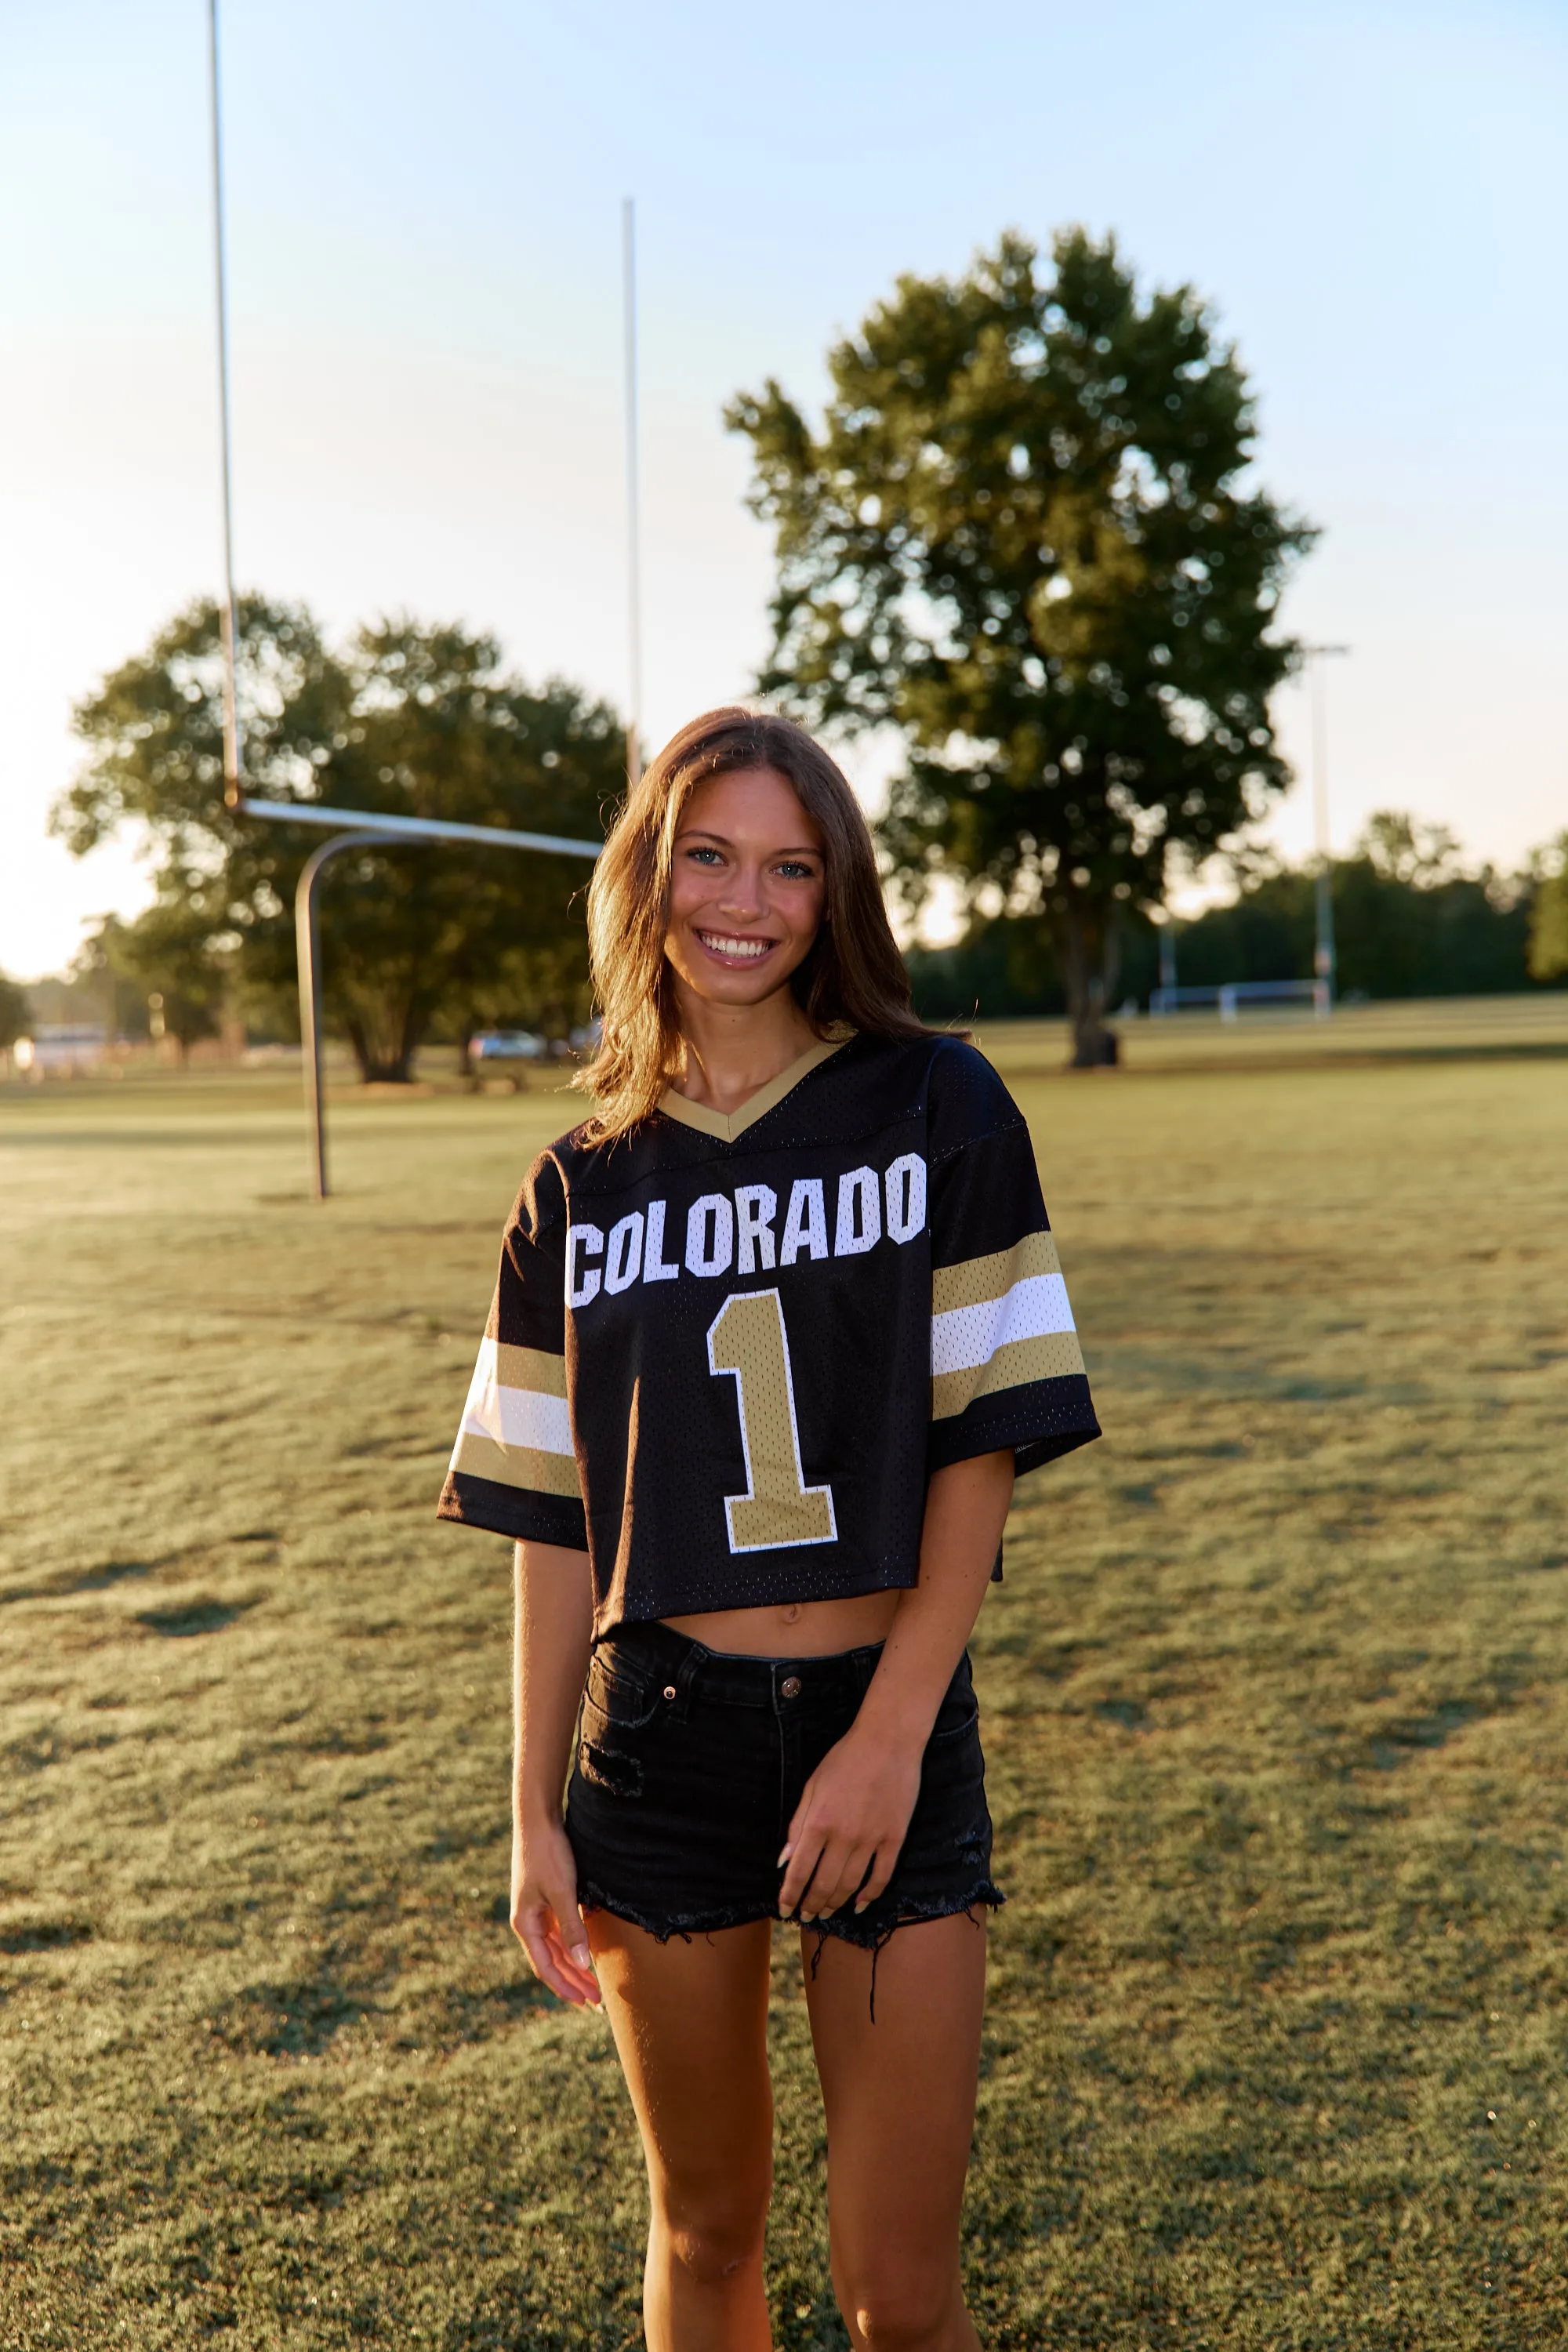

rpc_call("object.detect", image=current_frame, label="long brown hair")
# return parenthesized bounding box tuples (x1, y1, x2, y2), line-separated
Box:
(575, 707, 928, 1138)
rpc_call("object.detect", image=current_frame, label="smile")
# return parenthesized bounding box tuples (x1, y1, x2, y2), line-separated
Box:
(695, 931, 776, 963)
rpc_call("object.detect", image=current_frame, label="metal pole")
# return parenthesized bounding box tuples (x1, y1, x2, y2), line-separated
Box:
(622, 196, 643, 791)
(296, 833, 383, 1199)
(241, 796, 603, 859)
(264, 804, 597, 1200)
(1311, 661, 1335, 1014)
(207, 0, 243, 808)
(1304, 643, 1350, 1017)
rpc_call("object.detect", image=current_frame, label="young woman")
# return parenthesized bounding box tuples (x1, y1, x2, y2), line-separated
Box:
(438, 709, 1099, 2351)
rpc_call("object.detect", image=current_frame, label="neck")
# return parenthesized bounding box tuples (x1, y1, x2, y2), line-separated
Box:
(671, 980, 819, 1115)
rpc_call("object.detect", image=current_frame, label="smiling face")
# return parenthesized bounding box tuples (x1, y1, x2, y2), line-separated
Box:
(663, 765, 827, 1011)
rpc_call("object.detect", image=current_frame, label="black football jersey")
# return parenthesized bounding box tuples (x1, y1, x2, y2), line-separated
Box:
(437, 1030, 1099, 1639)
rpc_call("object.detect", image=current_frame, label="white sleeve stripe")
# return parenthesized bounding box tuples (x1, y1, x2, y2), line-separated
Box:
(931, 1273, 1076, 1377)
(459, 1340, 575, 1456)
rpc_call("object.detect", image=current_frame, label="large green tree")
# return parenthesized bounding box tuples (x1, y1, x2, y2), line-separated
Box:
(729, 228, 1315, 1062)
(55, 601, 621, 1080)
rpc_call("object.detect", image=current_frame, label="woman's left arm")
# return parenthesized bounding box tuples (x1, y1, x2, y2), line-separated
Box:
(778, 1447, 1015, 1924)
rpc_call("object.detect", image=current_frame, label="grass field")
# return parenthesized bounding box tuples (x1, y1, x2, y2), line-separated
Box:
(3, 1008, 1566, 2348)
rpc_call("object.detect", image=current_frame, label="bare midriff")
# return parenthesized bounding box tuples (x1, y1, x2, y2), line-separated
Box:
(661, 1589, 902, 1658)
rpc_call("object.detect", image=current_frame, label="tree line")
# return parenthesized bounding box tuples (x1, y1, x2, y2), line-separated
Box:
(906, 812, 1568, 1024)
(25, 227, 1568, 1073)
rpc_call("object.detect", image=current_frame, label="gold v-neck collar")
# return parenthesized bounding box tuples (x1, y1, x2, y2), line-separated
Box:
(659, 1033, 853, 1144)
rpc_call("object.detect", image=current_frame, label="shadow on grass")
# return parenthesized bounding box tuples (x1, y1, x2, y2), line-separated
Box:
(1094, 1697, 1151, 1730)
(1, 1557, 154, 1607)
(136, 1598, 256, 1639)
(209, 1962, 557, 2059)
(63, 1557, 154, 1593)
(3, 1725, 117, 1770)
(1367, 1697, 1488, 1769)
(0, 1918, 93, 1954)
(212, 1974, 371, 2057)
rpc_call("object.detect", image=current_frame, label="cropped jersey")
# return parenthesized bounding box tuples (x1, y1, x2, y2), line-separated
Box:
(436, 1030, 1100, 1640)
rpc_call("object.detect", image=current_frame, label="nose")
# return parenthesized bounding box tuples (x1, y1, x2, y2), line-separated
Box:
(717, 866, 767, 919)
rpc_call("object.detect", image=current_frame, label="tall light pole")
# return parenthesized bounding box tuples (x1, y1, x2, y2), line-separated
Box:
(622, 197, 643, 791)
(206, 0, 243, 809)
(1302, 642, 1350, 1007)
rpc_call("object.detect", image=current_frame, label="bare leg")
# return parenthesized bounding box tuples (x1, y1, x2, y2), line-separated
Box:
(587, 1912, 775, 2352)
(804, 1911, 988, 2352)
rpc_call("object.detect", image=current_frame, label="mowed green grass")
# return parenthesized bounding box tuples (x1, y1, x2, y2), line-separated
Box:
(2, 1033, 1566, 2350)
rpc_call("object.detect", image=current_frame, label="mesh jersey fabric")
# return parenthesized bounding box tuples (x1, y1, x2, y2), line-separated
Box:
(436, 1029, 1100, 1640)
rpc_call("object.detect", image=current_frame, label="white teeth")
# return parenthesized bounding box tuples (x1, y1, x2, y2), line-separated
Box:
(699, 932, 772, 960)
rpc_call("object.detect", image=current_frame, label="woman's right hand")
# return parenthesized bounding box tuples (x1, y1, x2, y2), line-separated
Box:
(511, 1815, 601, 2006)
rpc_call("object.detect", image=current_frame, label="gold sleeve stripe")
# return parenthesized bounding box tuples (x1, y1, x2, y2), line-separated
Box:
(449, 1428, 584, 1500)
(932, 1229, 1059, 1315)
(931, 1329, 1086, 1421)
(494, 1342, 568, 1398)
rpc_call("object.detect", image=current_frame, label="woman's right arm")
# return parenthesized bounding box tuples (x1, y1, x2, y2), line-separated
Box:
(510, 1537, 600, 2006)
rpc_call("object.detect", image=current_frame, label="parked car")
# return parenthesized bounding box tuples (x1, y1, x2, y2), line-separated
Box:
(467, 1030, 546, 1065)
(467, 1030, 548, 1090)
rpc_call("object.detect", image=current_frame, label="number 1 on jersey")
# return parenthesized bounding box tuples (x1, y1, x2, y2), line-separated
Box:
(706, 1290, 837, 1553)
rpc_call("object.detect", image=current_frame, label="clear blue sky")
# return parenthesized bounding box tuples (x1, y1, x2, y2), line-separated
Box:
(3, 0, 1565, 976)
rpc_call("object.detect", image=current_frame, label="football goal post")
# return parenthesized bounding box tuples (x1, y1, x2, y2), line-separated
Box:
(205, 0, 602, 1198)
(1150, 978, 1330, 1022)
(242, 802, 601, 1199)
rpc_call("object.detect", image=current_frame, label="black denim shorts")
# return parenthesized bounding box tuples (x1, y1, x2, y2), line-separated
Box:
(564, 1620, 1003, 1958)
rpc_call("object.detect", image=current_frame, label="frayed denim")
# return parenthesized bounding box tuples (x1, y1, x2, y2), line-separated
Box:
(566, 1620, 1003, 2016)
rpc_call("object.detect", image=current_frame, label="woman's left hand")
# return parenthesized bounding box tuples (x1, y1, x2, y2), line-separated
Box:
(778, 1726, 924, 1922)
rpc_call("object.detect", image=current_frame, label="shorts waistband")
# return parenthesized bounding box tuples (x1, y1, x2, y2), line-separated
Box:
(599, 1618, 884, 1711)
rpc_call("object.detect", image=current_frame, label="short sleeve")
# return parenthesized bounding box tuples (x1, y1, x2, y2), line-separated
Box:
(436, 1154, 589, 1550)
(924, 1044, 1102, 1479)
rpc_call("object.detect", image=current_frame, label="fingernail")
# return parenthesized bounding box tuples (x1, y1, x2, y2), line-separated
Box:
(777, 1846, 792, 1867)
(571, 1946, 592, 1969)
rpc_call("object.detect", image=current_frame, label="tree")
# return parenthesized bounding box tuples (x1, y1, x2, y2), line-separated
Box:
(78, 905, 230, 1056)
(0, 971, 29, 1052)
(903, 907, 1165, 1023)
(728, 228, 1315, 1064)
(56, 601, 621, 1081)
(1353, 811, 1464, 886)
(1332, 816, 1530, 1000)
(1528, 837, 1568, 982)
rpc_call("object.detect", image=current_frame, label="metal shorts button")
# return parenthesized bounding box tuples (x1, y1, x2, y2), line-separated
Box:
(780, 1675, 802, 1699)
(663, 1685, 677, 1701)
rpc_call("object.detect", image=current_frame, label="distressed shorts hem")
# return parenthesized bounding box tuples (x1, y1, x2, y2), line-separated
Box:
(577, 1878, 1005, 1951)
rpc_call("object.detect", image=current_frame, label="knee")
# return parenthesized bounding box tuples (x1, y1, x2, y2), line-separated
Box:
(843, 2272, 958, 2351)
(659, 2198, 767, 2288)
